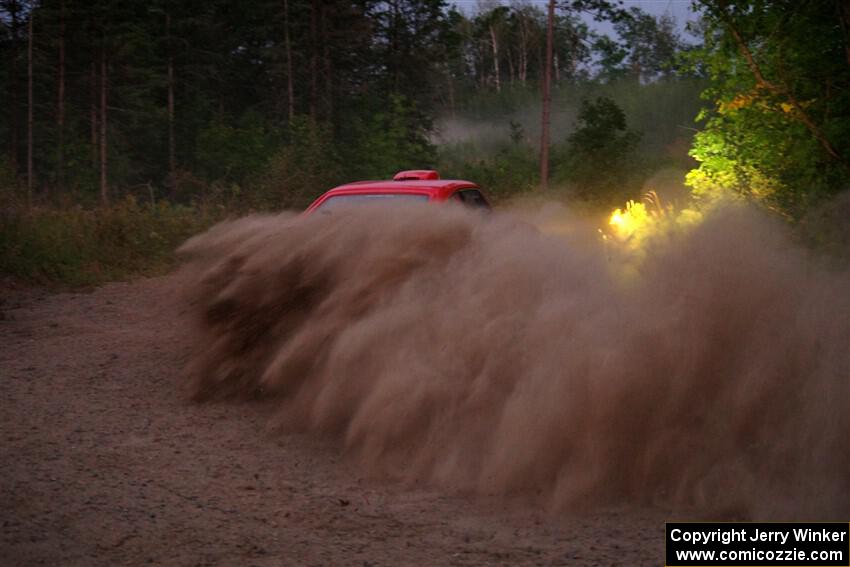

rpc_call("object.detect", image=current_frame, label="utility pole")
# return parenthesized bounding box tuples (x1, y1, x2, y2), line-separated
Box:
(539, 0, 555, 190)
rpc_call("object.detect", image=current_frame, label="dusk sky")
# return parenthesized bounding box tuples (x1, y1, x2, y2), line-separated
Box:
(450, 0, 701, 38)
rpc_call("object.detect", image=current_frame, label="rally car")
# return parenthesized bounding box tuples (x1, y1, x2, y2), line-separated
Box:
(304, 170, 491, 212)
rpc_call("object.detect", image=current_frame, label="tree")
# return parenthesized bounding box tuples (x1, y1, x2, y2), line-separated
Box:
(555, 96, 641, 201)
(552, 10, 592, 82)
(507, 2, 543, 86)
(590, 6, 684, 83)
(475, 3, 509, 91)
(592, 34, 627, 81)
(687, 0, 850, 217)
(366, 0, 454, 112)
(614, 7, 683, 82)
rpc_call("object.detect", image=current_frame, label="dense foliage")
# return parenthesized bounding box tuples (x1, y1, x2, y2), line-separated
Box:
(2, 0, 847, 283)
(0, 0, 689, 209)
(687, 0, 850, 218)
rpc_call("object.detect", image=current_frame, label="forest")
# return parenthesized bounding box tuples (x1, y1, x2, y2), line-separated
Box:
(2, 0, 849, 283)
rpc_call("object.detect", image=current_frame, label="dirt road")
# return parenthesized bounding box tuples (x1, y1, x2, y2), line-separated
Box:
(1, 275, 666, 566)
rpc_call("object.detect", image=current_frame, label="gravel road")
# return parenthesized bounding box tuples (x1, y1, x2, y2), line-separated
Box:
(1, 275, 666, 566)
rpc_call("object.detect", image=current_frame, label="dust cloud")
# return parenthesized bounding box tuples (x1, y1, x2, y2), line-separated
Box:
(177, 202, 850, 519)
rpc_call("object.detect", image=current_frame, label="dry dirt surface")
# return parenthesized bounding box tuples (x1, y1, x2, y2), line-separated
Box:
(1, 275, 667, 567)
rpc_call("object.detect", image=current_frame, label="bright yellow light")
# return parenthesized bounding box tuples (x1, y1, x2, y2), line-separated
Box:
(597, 191, 709, 281)
(609, 209, 625, 228)
(604, 191, 702, 249)
(606, 199, 649, 243)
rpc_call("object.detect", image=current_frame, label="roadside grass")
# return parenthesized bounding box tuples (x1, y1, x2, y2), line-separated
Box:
(1, 197, 221, 286)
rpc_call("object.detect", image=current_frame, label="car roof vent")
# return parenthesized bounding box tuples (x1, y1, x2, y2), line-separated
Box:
(393, 170, 440, 181)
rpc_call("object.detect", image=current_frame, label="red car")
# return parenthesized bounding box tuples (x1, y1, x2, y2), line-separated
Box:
(304, 170, 491, 213)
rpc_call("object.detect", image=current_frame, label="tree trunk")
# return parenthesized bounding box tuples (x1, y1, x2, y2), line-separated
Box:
(8, 0, 20, 172)
(519, 45, 527, 84)
(521, 49, 528, 84)
(519, 18, 528, 85)
(27, 7, 33, 208)
(390, 0, 400, 92)
(57, 0, 65, 193)
(89, 15, 98, 171)
(539, 0, 554, 190)
(309, 0, 318, 118)
(166, 10, 176, 193)
(99, 47, 108, 206)
(283, 0, 294, 121)
(321, 3, 332, 121)
(489, 24, 500, 92)
(90, 59, 97, 170)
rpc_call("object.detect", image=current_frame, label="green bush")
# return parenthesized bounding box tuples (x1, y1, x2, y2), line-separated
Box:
(438, 140, 538, 202)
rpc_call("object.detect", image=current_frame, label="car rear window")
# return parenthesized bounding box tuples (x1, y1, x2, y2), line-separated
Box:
(453, 189, 491, 209)
(317, 193, 429, 211)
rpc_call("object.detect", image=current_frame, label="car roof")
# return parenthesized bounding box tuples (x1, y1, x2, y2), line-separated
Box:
(324, 179, 479, 199)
